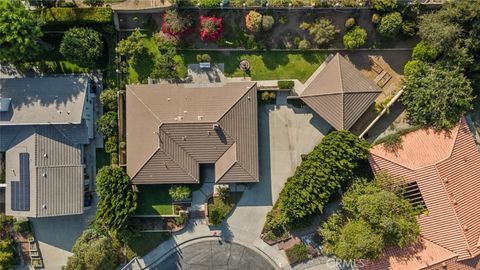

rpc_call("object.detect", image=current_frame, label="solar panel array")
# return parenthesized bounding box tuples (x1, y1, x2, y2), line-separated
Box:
(11, 153, 30, 211)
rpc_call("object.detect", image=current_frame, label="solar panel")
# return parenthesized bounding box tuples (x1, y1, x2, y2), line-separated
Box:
(11, 153, 30, 211)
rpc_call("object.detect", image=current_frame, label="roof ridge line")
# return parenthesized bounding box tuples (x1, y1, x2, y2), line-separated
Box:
(433, 164, 472, 255)
(130, 147, 161, 180)
(159, 128, 199, 181)
(128, 87, 163, 123)
(337, 54, 345, 130)
(216, 83, 257, 122)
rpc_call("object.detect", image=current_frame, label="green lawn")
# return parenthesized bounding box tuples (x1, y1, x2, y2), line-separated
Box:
(127, 232, 171, 258)
(128, 37, 326, 83)
(135, 185, 173, 215)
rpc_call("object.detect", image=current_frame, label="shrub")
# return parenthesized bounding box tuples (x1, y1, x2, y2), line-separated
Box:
(343, 26, 367, 49)
(13, 220, 30, 234)
(154, 32, 179, 50)
(262, 15, 275, 31)
(198, 0, 222, 7)
(278, 80, 295, 89)
(245, 11, 263, 33)
(173, 212, 188, 226)
(60, 27, 103, 68)
(105, 136, 118, 154)
(84, 0, 104, 6)
(169, 185, 191, 201)
(209, 207, 223, 226)
(161, 10, 192, 36)
(371, 13, 381, 24)
(100, 89, 118, 111)
(196, 54, 211, 62)
(0, 240, 15, 270)
(286, 243, 309, 264)
(110, 152, 118, 165)
(216, 186, 230, 201)
(412, 41, 438, 62)
(260, 91, 276, 103)
(150, 50, 181, 80)
(34, 8, 113, 25)
(97, 111, 117, 138)
(199, 16, 223, 41)
(302, 18, 337, 47)
(298, 39, 311, 50)
(371, 0, 396, 11)
(402, 21, 417, 37)
(377, 12, 403, 38)
(403, 60, 426, 78)
(345, 17, 356, 29)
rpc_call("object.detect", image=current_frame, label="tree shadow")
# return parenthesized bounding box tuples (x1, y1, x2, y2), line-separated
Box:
(261, 52, 289, 71)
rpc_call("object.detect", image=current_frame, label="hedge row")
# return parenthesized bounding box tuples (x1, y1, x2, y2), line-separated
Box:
(34, 8, 113, 25)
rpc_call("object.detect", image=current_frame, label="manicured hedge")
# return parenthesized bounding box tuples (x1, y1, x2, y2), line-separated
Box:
(278, 80, 294, 89)
(34, 8, 113, 25)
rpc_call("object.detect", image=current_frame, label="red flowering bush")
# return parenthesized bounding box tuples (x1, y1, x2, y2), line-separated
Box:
(199, 16, 223, 41)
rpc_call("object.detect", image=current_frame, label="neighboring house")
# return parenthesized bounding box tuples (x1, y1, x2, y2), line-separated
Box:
(125, 82, 259, 184)
(367, 118, 480, 270)
(0, 76, 94, 217)
(300, 53, 382, 131)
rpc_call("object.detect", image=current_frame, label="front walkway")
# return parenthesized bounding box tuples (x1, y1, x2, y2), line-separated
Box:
(137, 104, 331, 269)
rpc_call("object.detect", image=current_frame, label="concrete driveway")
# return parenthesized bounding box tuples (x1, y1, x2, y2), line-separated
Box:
(30, 205, 96, 270)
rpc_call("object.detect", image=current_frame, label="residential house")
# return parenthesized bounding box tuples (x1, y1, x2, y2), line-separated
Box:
(0, 75, 94, 217)
(367, 118, 480, 270)
(125, 82, 259, 185)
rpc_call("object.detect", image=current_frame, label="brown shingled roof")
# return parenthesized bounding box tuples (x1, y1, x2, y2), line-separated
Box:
(300, 53, 381, 130)
(126, 82, 259, 184)
(367, 118, 480, 269)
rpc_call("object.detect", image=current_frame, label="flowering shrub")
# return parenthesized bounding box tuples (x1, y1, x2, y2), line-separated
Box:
(245, 11, 262, 33)
(161, 10, 191, 36)
(199, 16, 223, 41)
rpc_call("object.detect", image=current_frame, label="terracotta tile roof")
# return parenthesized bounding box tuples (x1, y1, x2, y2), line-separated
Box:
(300, 53, 381, 130)
(364, 238, 458, 270)
(367, 118, 480, 269)
(126, 82, 259, 184)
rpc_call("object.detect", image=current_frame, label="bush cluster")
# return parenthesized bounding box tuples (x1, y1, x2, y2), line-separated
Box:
(343, 26, 367, 49)
(278, 80, 294, 89)
(34, 8, 113, 25)
(199, 16, 223, 41)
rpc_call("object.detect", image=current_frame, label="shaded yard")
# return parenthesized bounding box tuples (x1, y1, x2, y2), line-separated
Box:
(135, 185, 173, 216)
(127, 232, 171, 258)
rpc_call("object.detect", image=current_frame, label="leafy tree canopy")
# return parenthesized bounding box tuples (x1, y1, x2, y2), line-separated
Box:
(150, 50, 181, 80)
(301, 18, 337, 47)
(161, 10, 192, 36)
(370, 0, 397, 11)
(0, 0, 43, 64)
(343, 26, 367, 49)
(402, 64, 474, 130)
(0, 240, 15, 270)
(64, 229, 118, 270)
(412, 41, 438, 62)
(60, 27, 103, 68)
(95, 166, 137, 232)
(277, 131, 370, 222)
(377, 12, 403, 38)
(117, 29, 147, 60)
(320, 180, 420, 260)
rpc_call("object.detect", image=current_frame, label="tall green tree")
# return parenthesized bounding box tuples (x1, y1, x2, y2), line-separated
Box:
(320, 180, 420, 261)
(300, 18, 337, 47)
(64, 229, 117, 270)
(277, 131, 370, 221)
(117, 29, 147, 61)
(0, 240, 15, 270)
(99, 89, 118, 112)
(150, 50, 180, 80)
(402, 64, 474, 130)
(60, 27, 103, 68)
(95, 166, 137, 232)
(0, 0, 43, 64)
(377, 12, 403, 38)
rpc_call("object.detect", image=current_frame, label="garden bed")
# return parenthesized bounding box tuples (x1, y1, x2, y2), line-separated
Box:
(206, 192, 243, 226)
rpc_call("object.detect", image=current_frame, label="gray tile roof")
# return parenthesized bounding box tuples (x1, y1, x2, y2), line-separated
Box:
(126, 82, 259, 184)
(0, 75, 88, 125)
(300, 53, 382, 130)
(4, 125, 85, 217)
